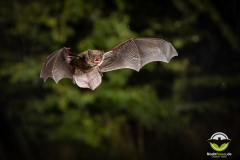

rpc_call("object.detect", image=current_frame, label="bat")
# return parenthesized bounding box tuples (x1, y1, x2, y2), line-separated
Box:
(40, 37, 178, 90)
(207, 138, 231, 148)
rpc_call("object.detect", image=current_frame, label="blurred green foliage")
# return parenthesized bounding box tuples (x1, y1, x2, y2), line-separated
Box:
(0, 0, 240, 160)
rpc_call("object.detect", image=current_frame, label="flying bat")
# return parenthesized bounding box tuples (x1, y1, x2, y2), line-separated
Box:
(40, 37, 178, 90)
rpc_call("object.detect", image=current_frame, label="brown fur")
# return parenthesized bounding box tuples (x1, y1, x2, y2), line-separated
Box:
(71, 50, 105, 73)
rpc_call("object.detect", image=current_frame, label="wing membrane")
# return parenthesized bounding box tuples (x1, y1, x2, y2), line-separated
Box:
(74, 68, 102, 90)
(100, 38, 178, 72)
(40, 48, 74, 83)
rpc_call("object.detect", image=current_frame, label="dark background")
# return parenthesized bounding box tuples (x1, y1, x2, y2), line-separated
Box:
(0, 0, 239, 159)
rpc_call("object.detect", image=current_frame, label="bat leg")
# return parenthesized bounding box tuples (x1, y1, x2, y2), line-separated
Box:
(97, 67, 103, 77)
(86, 73, 91, 89)
(72, 68, 76, 84)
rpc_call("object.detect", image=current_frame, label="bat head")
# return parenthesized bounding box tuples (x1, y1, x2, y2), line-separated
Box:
(87, 49, 105, 65)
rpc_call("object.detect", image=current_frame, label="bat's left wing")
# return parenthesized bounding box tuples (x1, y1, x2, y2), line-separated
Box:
(99, 37, 178, 72)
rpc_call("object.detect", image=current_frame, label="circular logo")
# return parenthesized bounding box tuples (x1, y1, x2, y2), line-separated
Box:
(207, 132, 231, 151)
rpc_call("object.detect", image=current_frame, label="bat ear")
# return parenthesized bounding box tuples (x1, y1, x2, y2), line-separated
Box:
(87, 49, 93, 58)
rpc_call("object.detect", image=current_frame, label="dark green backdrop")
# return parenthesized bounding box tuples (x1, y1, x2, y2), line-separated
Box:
(0, 0, 239, 159)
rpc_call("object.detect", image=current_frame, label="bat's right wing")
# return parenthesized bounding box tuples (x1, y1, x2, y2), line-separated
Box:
(99, 37, 178, 72)
(40, 48, 75, 83)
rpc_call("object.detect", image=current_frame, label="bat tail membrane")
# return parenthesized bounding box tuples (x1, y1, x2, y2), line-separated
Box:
(40, 48, 75, 83)
(100, 37, 178, 72)
(74, 68, 102, 90)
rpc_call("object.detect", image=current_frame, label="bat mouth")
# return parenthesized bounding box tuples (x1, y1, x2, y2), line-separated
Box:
(94, 58, 100, 63)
